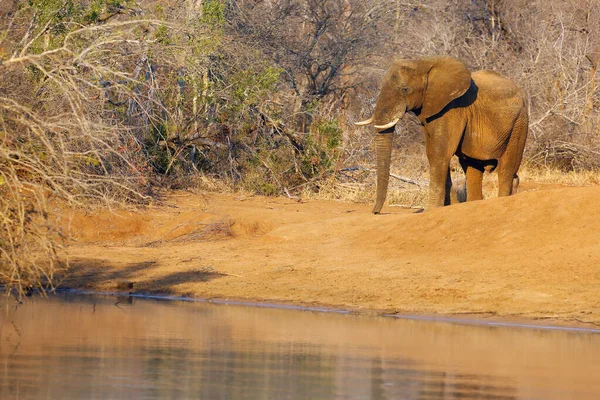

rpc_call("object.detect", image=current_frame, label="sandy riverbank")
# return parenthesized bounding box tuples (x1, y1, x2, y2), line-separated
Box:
(62, 185, 600, 327)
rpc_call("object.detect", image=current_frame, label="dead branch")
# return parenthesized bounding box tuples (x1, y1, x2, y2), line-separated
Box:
(339, 166, 429, 187)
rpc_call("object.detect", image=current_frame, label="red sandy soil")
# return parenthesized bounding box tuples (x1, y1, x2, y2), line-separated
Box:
(62, 185, 600, 327)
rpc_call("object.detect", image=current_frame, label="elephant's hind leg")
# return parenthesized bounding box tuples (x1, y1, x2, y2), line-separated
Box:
(497, 109, 528, 197)
(459, 157, 484, 201)
(465, 166, 484, 201)
(498, 170, 516, 197)
(445, 169, 459, 205)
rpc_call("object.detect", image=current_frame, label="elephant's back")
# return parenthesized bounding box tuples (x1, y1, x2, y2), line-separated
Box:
(472, 70, 526, 104)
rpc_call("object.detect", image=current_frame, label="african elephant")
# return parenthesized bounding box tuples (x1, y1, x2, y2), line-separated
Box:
(355, 56, 528, 212)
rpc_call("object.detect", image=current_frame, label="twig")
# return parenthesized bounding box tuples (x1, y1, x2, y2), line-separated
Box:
(388, 204, 425, 210)
(284, 187, 299, 199)
(114, 301, 125, 312)
(199, 266, 243, 278)
(218, 272, 243, 278)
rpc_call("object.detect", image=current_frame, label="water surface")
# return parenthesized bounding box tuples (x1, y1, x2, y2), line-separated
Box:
(1, 294, 599, 399)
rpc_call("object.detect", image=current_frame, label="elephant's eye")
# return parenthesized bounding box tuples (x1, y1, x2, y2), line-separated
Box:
(401, 87, 410, 94)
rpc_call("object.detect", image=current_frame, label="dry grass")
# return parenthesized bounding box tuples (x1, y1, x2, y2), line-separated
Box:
(519, 165, 600, 187)
(299, 150, 600, 210)
(300, 166, 430, 209)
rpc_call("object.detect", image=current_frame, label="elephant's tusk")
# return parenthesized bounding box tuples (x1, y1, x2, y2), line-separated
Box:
(354, 117, 374, 126)
(374, 118, 400, 130)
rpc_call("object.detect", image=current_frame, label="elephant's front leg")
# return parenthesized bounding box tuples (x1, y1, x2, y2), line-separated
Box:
(424, 118, 465, 208)
(426, 137, 460, 208)
(427, 161, 452, 208)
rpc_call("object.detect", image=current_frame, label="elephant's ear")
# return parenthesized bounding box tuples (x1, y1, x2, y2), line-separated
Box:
(421, 56, 472, 120)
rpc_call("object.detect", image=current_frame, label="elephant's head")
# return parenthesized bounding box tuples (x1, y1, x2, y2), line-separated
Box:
(355, 56, 472, 213)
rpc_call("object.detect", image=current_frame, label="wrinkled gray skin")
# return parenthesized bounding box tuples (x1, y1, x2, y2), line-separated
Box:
(356, 56, 528, 213)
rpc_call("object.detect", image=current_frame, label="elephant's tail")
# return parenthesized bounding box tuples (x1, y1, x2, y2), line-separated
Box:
(513, 173, 520, 193)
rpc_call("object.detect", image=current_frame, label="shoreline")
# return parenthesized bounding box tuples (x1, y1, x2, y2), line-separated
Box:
(54, 288, 600, 333)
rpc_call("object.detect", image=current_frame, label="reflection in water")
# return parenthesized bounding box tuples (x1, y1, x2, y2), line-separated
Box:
(1, 294, 599, 399)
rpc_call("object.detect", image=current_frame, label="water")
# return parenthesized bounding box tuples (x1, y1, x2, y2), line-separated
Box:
(1, 293, 599, 400)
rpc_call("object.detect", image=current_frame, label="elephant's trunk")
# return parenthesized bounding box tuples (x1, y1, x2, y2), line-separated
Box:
(372, 131, 394, 214)
(355, 98, 406, 213)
